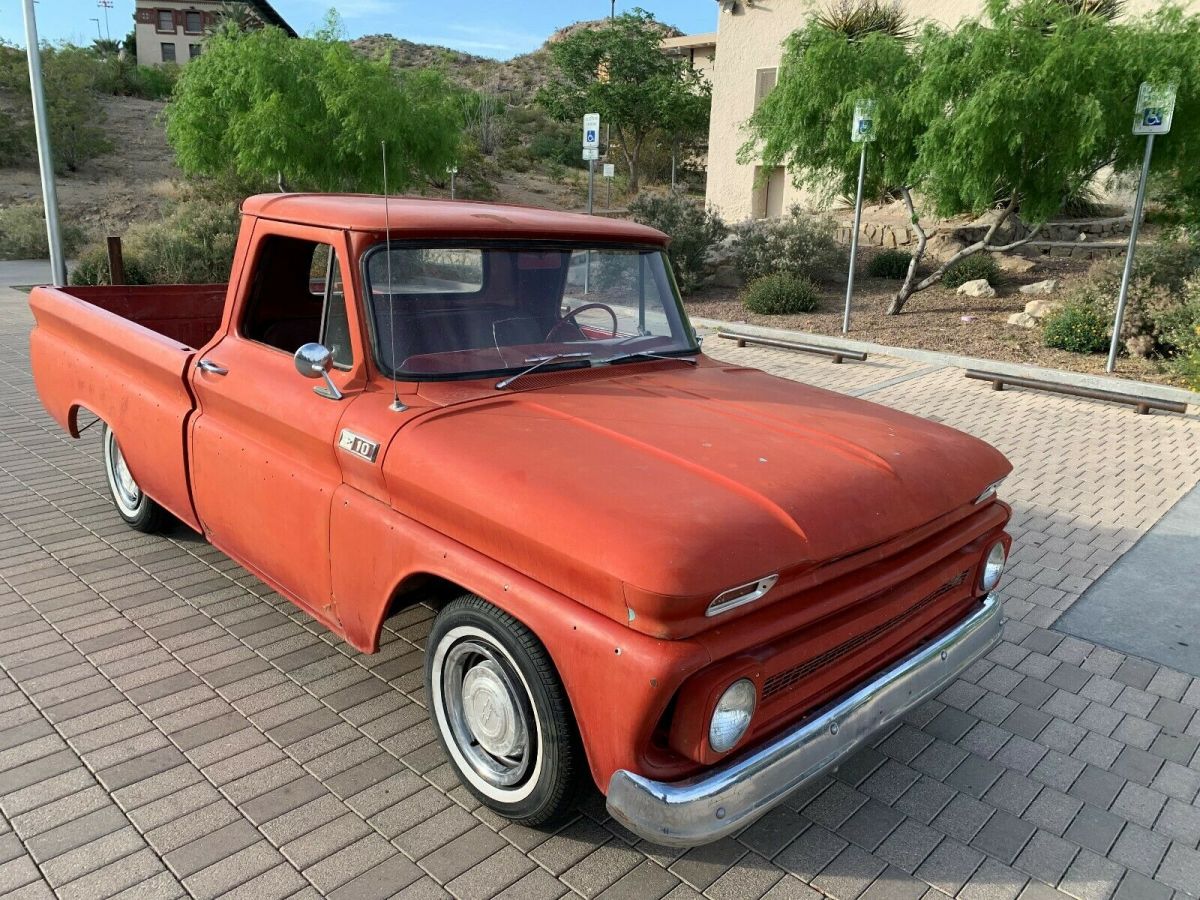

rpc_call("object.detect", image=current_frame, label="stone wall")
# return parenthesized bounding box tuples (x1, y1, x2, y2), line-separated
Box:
(835, 216, 1132, 250)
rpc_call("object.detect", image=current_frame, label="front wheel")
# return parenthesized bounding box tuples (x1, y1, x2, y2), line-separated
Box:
(426, 595, 581, 826)
(101, 424, 171, 534)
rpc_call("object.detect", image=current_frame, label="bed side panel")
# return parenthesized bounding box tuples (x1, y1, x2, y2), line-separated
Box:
(28, 286, 202, 530)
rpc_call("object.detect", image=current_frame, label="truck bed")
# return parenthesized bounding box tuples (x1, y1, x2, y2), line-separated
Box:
(62, 284, 227, 349)
(27, 283, 228, 532)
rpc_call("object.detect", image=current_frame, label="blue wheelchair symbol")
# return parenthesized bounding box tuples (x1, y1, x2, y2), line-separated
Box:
(1143, 108, 1164, 127)
(586, 130, 597, 143)
(858, 119, 872, 134)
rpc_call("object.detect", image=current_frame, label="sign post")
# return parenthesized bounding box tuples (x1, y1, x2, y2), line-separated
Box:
(21, 0, 66, 287)
(603, 163, 615, 209)
(583, 113, 600, 216)
(843, 99, 876, 335)
(446, 165, 458, 200)
(1108, 83, 1176, 373)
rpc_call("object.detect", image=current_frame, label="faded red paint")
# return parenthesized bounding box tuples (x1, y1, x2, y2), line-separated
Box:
(27, 194, 1012, 791)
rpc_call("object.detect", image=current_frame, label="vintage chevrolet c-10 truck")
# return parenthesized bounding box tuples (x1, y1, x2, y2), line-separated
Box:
(28, 194, 1012, 845)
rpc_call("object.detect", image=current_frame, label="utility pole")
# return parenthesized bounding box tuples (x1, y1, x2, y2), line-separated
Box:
(97, 0, 114, 40)
(90, 18, 102, 40)
(22, 0, 67, 286)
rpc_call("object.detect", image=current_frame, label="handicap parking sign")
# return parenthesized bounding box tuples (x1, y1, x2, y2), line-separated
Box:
(1133, 83, 1176, 135)
(851, 99, 877, 143)
(586, 129, 597, 144)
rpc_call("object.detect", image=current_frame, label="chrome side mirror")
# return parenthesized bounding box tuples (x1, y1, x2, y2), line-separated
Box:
(294, 343, 343, 400)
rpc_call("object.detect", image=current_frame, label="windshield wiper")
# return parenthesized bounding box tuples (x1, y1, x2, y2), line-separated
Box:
(605, 350, 699, 366)
(495, 352, 593, 390)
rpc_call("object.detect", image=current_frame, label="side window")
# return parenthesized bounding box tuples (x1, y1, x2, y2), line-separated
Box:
(243, 236, 331, 356)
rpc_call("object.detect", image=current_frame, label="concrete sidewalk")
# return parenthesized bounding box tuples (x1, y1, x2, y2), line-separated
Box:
(2, 297, 1200, 899)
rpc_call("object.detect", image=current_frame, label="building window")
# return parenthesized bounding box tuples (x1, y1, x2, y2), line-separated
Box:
(754, 68, 778, 110)
(189, 43, 202, 59)
(157, 9, 176, 33)
(161, 42, 177, 63)
(185, 11, 203, 33)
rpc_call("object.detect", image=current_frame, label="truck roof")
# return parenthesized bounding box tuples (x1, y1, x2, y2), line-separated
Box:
(241, 194, 670, 246)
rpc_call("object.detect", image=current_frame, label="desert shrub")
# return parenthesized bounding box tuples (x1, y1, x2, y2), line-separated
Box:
(122, 64, 178, 100)
(629, 191, 727, 294)
(942, 253, 1000, 289)
(72, 199, 239, 285)
(1135, 232, 1200, 293)
(868, 249, 912, 279)
(741, 273, 820, 315)
(1170, 348, 1200, 390)
(732, 208, 841, 282)
(0, 204, 86, 260)
(1042, 302, 1108, 353)
(69, 245, 151, 285)
(0, 109, 30, 167)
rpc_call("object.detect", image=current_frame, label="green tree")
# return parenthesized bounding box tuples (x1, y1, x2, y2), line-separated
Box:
(745, 0, 1200, 314)
(165, 19, 462, 193)
(743, 7, 923, 302)
(538, 10, 711, 193)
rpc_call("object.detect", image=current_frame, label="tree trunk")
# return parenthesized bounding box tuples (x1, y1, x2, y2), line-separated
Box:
(889, 187, 928, 315)
(616, 125, 643, 195)
(277, 171, 291, 193)
(887, 196, 1043, 315)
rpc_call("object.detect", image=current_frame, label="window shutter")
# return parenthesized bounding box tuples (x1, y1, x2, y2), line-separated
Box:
(754, 68, 778, 110)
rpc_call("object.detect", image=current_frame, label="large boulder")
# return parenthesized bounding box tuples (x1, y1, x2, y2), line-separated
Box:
(1007, 311, 1038, 328)
(1019, 279, 1058, 296)
(956, 278, 996, 298)
(994, 254, 1037, 275)
(926, 233, 968, 262)
(1023, 298, 1062, 320)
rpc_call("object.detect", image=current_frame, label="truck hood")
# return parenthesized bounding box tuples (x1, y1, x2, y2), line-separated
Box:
(383, 361, 1011, 634)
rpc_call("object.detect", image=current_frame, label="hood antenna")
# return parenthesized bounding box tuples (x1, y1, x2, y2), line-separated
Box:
(382, 140, 407, 413)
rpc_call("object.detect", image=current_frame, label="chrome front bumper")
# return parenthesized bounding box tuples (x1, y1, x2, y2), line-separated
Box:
(606, 593, 1003, 847)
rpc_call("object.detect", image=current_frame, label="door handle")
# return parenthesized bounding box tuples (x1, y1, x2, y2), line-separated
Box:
(196, 359, 228, 376)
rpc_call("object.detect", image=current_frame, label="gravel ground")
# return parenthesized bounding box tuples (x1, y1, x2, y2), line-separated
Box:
(684, 252, 1180, 386)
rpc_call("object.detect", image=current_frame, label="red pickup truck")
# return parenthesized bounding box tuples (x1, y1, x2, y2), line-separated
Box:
(29, 194, 1012, 846)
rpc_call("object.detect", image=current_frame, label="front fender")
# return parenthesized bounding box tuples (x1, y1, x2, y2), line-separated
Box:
(329, 484, 711, 790)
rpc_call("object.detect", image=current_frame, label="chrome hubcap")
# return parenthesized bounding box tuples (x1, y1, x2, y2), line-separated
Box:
(106, 431, 141, 513)
(442, 641, 532, 788)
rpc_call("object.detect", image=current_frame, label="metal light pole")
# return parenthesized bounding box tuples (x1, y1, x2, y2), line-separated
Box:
(1106, 135, 1154, 372)
(842, 99, 877, 335)
(587, 160, 595, 215)
(1107, 82, 1176, 373)
(842, 144, 867, 335)
(98, 0, 113, 40)
(90, 18, 102, 39)
(22, 0, 67, 287)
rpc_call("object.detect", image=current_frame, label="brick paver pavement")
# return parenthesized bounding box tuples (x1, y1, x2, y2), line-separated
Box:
(2, 288, 1200, 900)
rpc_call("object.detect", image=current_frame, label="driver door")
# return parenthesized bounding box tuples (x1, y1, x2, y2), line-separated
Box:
(188, 227, 362, 625)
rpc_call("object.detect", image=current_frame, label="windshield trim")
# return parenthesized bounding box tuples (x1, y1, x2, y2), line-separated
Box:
(359, 238, 699, 382)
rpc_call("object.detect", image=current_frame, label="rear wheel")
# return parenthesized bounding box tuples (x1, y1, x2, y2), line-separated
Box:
(101, 424, 171, 534)
(426, 595, 581, 826)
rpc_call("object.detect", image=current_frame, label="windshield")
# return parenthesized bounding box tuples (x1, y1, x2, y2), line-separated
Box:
(363, 244, 698, 379)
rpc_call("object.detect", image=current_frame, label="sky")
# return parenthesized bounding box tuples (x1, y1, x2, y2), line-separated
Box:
(1, 1, 718, 58)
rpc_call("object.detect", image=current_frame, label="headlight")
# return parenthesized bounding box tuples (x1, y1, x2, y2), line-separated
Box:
(709, 679, 756, 753)
(980, 541, 1007, 592)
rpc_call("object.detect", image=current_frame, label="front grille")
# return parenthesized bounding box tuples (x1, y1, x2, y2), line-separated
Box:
(761, 569, 969, 700)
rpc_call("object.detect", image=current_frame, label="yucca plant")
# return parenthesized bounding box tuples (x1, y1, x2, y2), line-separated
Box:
(1055, 0, 1125, 20)
(813, 0, 915, 43)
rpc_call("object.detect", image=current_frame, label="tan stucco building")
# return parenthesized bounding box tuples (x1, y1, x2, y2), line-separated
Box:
(679, 0, 1191, 223)
(132, 0, 294, 67)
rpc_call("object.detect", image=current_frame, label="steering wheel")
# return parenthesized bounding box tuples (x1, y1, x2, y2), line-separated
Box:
(546, 303, 619, 341)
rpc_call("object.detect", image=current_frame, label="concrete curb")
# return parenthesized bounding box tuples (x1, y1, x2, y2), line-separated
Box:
(690, 315, 1200, 411)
